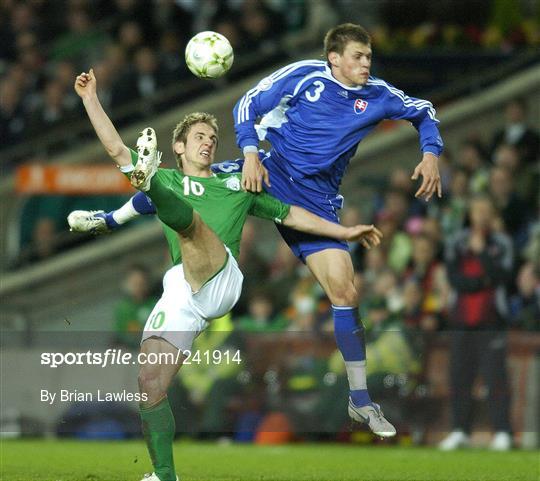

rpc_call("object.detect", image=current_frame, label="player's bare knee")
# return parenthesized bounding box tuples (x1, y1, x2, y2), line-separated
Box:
(327, 282, 358, 306)
(138, 366, 165, 401)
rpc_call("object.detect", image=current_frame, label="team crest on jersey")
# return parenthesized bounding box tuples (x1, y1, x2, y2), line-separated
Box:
(257, 76, 273, 91)
(225, 176, 241, 191)
(354, 99, 368, 114)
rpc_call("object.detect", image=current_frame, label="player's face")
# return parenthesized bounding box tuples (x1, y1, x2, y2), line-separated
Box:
(329, 41, 372, 87)
(176, 122, 218, 170)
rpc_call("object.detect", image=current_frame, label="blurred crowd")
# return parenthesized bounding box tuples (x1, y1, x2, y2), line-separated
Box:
(1, 0, 306, 162)
(2, 0, 539, 167)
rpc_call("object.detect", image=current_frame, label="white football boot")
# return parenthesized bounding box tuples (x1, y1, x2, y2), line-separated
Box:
(131, 127, 162, 191)
(489, 431, 512, 451)
(140, 473, 178, 481)
(67, 210, 109, 234)
(348, 398, 397, 438)
(438, 430, 470, 450)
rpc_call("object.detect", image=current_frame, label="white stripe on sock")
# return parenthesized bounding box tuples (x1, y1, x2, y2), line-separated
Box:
(345, 360, 367, 390)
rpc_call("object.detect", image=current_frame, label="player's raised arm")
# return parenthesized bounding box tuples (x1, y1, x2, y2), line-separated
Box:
(74, 69, 131, 168)
(283, 206, 382, 250)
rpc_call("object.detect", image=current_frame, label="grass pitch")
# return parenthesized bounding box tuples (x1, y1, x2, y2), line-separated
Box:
(1, 440, 538, 481)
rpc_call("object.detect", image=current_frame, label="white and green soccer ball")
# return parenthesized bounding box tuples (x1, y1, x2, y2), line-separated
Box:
(185, 31, 234, 79)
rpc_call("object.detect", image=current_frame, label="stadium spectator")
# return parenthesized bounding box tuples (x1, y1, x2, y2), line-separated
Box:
(0, 78, 28, 148)
(128, 46, 169, 105)
(116, 20, 145, 59)
(112, 264, 158, 349)
(439, 168, 469, 238)
(168, 314, 245, 437)
(440, 195, 513, 451)
(50, 7, 108, 65)
(509, 262, 540, 331)
(492, 143, 538, 205)
(158, 30, 190, 86)
(490, 98, 540, 165)
(16, 217, 60, 267)
(377, 211, 412, 275)
(236, 289, 288, 333)
(363, 246, 388, 290)
(29, 79, 73, 131)
(236, 220, 271, 315)
(404, 233, 449, 326)
(457, 140, 489, 194)
(387, 168, 427, 217)
(401, 278, 438, 331)
(266, 242, 301, 314)
(363, 296, 421, 399)
(488, 166, 529, 246)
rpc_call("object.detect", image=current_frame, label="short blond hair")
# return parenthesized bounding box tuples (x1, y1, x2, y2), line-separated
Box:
(171, 112, 219, 168)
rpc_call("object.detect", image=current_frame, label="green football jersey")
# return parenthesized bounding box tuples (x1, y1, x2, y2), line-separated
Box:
(129, 148, 290, 265)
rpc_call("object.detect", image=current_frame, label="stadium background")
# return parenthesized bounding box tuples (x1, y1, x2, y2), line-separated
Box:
(1, 1, 539, 480)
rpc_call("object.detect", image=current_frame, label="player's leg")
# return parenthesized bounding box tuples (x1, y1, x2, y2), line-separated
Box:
(138, 337, 184, 481)
(480, 331, 512, 450)
(67, 191, 155, 234)
(439, 330, 477, 450)
(306, 247, 396, 437)
(137, 264, 205, 481)
(177, 213, 228, 292)
(131, 127, 227, 291)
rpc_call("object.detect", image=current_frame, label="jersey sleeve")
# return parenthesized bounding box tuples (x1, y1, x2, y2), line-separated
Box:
(381, 82, 444, 157)
(233, 61, 321, 151)
(129, 147, 138, 166)
(249, 192, 290, 223)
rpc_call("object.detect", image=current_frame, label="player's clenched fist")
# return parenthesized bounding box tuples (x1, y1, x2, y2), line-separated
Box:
(74, 68, 97, 99)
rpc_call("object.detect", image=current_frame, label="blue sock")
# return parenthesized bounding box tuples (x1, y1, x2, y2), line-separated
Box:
(103, 211, 119, 229)
(103, 192, 156, 230)
(332, 306, 371, 407)
(132, 191, 156, 215)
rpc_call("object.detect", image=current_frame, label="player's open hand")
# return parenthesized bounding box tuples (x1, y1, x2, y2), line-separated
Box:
(411, 152, 442, 201)
(242, 151, 270, 192)
(344, 224, 383, 249)
(74, 69, 97, 99)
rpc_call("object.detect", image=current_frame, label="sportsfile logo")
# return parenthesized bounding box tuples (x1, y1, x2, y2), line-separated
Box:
(40, 349, 242, 368)
(354, 98, 368, 114)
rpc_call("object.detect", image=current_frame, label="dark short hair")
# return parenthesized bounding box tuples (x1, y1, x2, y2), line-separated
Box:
(324, 23, 371, 58)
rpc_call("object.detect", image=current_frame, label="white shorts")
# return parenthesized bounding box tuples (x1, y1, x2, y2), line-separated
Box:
(141, 248, 243, 351)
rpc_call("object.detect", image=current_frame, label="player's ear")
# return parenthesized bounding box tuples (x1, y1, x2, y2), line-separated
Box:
(328, 51, 340, 68)
(173, 141, 185, 156)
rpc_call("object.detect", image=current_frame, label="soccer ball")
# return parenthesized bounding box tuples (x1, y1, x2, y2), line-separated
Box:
(185, 31, 234, 79)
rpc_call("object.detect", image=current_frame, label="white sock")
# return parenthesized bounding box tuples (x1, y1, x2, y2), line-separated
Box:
(112, 198, 139, 225)
(120, 164, 134, 173)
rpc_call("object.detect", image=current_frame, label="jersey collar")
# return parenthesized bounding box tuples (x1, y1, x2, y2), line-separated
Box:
(324, 63, 364, 91)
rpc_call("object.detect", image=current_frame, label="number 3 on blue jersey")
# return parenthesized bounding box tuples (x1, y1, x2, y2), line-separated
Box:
(305, 81, 325, 102)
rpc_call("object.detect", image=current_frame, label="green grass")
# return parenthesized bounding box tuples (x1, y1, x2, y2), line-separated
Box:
(1, 440, 539, 481)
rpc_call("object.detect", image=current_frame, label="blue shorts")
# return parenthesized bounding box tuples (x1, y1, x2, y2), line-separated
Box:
(262, 152, 349, 263)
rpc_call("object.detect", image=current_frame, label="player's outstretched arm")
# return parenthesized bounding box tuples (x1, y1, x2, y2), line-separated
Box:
(283, 206, 383, 250)
(74, 69, 131, 168)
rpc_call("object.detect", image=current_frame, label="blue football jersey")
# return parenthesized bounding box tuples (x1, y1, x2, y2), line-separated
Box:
(234, 60, 443, 194)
